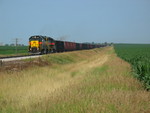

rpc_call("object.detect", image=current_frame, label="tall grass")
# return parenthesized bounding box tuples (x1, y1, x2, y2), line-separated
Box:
(26, 47, 149, 113)
(0, 47, 149, 113)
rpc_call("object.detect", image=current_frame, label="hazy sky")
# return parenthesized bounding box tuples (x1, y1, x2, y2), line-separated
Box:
(0, 0, 150, 45)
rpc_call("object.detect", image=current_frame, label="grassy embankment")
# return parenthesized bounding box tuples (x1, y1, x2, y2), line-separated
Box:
(0, 47, 149, 113)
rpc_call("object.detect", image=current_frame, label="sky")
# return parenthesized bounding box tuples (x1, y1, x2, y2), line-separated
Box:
(0, 0, 150, 45)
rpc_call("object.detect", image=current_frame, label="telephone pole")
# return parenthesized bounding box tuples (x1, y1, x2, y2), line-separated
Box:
(12, 38, 21, 54)
(15, 38, 18, 54)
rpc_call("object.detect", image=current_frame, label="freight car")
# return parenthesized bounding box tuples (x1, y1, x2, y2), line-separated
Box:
(29, 35, 103, 54)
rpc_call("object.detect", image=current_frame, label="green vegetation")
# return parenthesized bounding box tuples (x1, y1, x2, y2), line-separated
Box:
(0, 47, 149, 113)
(44, 54, 76, 64)
(115, 44, 150, 90)
(0, 46, 28, 55)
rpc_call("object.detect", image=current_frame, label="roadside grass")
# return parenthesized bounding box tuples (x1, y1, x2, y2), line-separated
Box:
(0, 48, 105, 112)
(0, 47, 149, 113)
(33, 52, 149, 113)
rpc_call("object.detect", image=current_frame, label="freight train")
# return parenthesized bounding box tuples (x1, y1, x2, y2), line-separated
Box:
(28, 35, 105, 54)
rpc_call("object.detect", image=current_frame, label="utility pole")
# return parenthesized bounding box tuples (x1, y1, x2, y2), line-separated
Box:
(15, 38, 18, 54)
(12, 38, 21, 54)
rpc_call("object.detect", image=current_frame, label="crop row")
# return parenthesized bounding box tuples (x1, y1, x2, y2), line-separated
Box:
(114, 44, 150, 90)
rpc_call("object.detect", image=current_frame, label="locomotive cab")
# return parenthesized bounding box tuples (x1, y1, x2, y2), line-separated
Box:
(29, 36, 46, 54)
(44, 36, 56, 53)
(29, 35, 56, 54)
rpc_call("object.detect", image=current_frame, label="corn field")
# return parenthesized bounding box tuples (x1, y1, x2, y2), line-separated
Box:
(115, 44, 150, 90)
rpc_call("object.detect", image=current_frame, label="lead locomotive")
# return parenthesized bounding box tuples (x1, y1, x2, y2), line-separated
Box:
(29, 36, 56, 54)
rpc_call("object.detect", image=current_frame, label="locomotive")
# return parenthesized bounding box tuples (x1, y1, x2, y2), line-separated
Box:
(28, 35, 103, 54)
(29, 36, 56, 54)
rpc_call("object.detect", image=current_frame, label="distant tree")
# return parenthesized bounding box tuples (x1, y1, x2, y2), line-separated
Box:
(5, 44, 9, 46)
(18, 44, 21, 46)
(10, 44, 15, 46)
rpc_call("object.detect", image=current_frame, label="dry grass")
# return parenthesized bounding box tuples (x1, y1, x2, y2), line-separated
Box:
(0, 47, 149, 113)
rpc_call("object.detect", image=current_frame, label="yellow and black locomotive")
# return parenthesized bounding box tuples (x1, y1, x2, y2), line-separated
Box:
(29, 35, 56, 54)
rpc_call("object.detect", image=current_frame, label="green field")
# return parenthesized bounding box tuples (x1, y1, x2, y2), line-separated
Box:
(115, 44, 150, 90)
(0, 46, 28, 55)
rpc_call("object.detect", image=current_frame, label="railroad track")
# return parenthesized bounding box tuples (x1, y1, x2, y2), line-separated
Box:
(0, 54, 33, 59)
(0, 54, 42, 62)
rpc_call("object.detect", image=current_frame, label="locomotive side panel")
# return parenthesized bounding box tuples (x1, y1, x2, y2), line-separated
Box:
(45, 37, 56, 53)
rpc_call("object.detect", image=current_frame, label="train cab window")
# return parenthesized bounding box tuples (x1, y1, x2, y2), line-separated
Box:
(29, 36, 43, 42)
